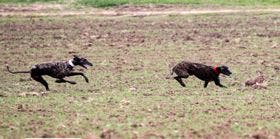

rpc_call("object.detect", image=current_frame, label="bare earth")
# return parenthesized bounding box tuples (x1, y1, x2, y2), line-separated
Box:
(0, 4, 279, 16)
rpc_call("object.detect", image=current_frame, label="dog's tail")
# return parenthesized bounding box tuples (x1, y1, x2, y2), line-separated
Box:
(170, 69, 174, 75)
(165, 67, 175, 79)
(6, 66, 30, 74)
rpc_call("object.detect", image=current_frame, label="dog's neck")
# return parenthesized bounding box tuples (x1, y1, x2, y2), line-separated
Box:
(68, 59, 75, 67)
(213, 67, 220, 75)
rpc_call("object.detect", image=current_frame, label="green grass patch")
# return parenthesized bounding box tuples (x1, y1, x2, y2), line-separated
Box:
(0, 0, 60, 3)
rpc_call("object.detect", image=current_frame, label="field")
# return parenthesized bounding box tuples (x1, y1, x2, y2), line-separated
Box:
(0, 2, 280, 139)
(0, 0, 280, 7)
(77, 0, 280, 7)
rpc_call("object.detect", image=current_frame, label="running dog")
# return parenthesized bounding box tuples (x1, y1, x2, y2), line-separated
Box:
(171, 61, 232, 88)
(7, 55, 93, 91)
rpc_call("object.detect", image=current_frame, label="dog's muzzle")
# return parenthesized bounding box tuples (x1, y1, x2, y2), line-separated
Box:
(225, 72, 232, 76)
(82, 62, 93, 69)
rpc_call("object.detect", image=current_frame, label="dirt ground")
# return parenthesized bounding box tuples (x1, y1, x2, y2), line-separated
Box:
(0, 4, 279, 16)
(0, 4, 280, 139)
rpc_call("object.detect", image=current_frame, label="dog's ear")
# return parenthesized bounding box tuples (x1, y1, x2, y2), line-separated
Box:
(220, 65, 228, 70)
(72, 55, 81, 62)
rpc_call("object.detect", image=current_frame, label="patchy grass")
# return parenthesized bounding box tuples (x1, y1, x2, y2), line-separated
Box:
(0, 0, 60, 3)
(0, 11, 280, 138)
(1, 0, 279, 7)
(77, 0, 280, 7)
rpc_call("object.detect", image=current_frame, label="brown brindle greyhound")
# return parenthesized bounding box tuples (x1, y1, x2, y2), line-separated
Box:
(171, 61, 232, 88)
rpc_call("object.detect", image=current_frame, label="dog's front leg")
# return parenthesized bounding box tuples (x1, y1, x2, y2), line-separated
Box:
(214, 78, 226, 88)
(174, 76, 186, 87)
(68, 72, 89, 83)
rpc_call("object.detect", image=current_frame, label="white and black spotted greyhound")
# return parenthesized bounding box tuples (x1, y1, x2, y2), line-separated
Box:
(7, 55, 93, 91)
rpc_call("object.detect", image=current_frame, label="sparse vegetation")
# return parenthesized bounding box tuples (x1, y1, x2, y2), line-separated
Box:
(0, 9, 279, 138)
(0, 0, 279, 7)
(78, 0, 280, 7)
(0, 0, 60, 3)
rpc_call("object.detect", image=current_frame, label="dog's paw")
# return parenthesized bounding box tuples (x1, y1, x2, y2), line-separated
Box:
(69, 81, 77, 84)
(220, 85, 227, 88)
(55, 80, 64, 83)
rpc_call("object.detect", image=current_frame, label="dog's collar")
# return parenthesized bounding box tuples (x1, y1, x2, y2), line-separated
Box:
(213, 67, 220, 75)
(68, 59, 75, 67)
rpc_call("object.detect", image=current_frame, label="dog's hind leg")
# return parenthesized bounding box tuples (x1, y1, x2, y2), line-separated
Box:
(204, 81, 209, 88)
(55, 79, 77, 84)
(31, 75, 49, 91)
(67, 72, 89, 83)
(174, 76, 186, 87)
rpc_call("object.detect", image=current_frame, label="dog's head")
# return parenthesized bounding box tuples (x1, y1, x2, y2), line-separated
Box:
(218, 66, 232, 76)
(72, 55, 93, 69)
